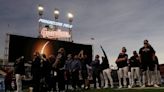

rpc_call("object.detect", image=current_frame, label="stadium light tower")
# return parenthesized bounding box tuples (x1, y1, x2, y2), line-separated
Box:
(38, 5, 44, 17)
(54, 8, 60, 20)
(53, 8, 60, 31)
(67, 12, 74, 23)
(67, 12, 74, 42)
(37, 5, 44, 37)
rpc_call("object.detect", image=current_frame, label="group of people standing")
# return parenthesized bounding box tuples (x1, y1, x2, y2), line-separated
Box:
(13, 39, 161, 92)
(30, 48, 114, 92)
(116, 40, 161, 88)
(13, 47, 114, 92)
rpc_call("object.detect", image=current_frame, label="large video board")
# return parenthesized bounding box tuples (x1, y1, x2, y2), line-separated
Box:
(9, 35, 92, 63)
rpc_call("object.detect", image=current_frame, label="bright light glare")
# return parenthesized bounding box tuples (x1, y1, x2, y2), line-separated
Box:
(54, 10, 59, 15)
(67, 13, 74, 19)
(38, 5, 44, 11)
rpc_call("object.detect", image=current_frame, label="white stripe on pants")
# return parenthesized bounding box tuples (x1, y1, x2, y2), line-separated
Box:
(117, 66, 128, 87)
(102, 68, 113, 87)
(15, 74, 22, 92)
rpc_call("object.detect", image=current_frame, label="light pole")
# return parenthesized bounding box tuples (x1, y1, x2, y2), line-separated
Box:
(53, 8, 59, 31)
(90, 38, 95, 60)
(67, 12, 74, 42)
(37, 5, 44, 37)
(38, 5, 44, 17)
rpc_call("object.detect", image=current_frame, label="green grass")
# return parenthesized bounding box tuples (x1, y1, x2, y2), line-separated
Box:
(20, 87, 164, 92)
(85, 88, 164, 92)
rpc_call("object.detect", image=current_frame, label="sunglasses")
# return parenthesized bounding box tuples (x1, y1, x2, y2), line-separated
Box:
(144, 43, 148, 44)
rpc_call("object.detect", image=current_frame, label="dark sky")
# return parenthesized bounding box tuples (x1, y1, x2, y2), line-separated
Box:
(0, 0, 164, 66)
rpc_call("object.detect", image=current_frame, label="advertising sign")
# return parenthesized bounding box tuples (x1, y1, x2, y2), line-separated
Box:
(39, 18, 73, 29)
(40, 28, 71, 39)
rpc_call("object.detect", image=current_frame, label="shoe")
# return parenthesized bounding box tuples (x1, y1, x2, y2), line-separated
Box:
(97, 87, 101, 89)
(139, 83, 142, 87)
(81, 85, 85, 88)
(123, 85, 127, 88)
(118, 85, 122, 89)
(141, 85, 145, 88)
(69, 86, 73, 90)
(72, 87, 76, 91)
(103, 85, 108, 88)
(111, 85, 114, 88)
(148, 83, 151, 86)
(128, 85, 132, 88)
(59, 90, 65, 92)
(154, 84, 160, 87)
(85, 86, 88, 89)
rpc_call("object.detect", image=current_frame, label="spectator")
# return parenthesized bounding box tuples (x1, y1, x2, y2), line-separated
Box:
(101, 56, 113, 88)
(91, 55, 101, 89)
(116, 47, 128, 88)
(31, 52, 41, 92)
(40, 54, 49, 92)
(70, 55, 81, 90)
(154, 55, 161, 86)
(78, 50, 90, 89)
(64, 54, 73, 90)
(139, 40, 158, 87)
(47, 55, 57, 91)
(14, 56, 25, 92)
(53, 48, 66, 91)
(129, 51, 141, 87)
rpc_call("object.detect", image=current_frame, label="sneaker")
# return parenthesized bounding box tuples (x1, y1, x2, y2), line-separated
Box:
(59, 91, 65, 92)
(154, 84, 159, 87)
(148, 83, 151, 86)
(141, 85, 145, 88)
(111, 85, 114, 88)
(85, 86, 89, 89)
(81, 85, 85, 88)
(72, 88, 76, 91)
(139, 83, 142, 87)
(123, 85, 127, 88)
(128, 85, 132, 88)
(69, 86, 73, 90)
(118, 86, 122, 89)
(97, 87, 101, 89)
(103, 85, 108, 89)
